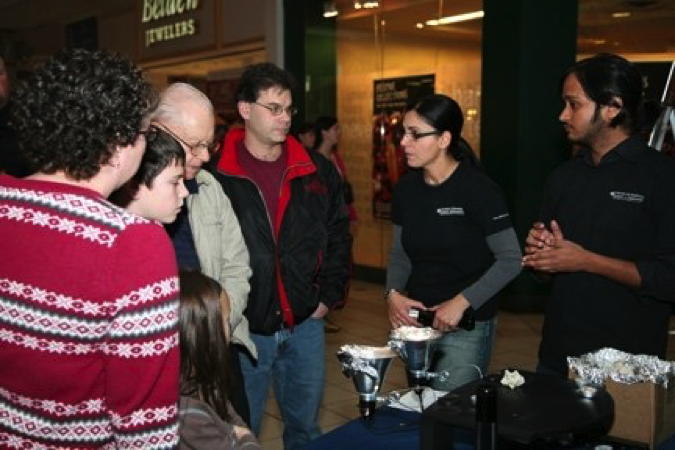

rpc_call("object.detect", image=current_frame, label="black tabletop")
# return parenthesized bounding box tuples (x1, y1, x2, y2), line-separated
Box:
(422, 370, 614, 446)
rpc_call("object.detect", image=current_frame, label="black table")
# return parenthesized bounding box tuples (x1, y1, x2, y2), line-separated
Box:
(421, 370, 614, 449)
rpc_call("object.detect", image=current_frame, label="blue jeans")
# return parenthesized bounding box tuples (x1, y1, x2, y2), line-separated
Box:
(239, 317, 325, 450)
(430, 318, 496, 391)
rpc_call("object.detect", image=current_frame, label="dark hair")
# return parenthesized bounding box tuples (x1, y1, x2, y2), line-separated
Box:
(563, 53, 643, 133)
(296, 121, 314, 135)
(179, 270, 233, 421)
(11, 49, 157, 180)
(311, 115, 338, 151)
(409, 94, 480, 168)
(236, 62, 297, 103)
(109, 127, 185, 207)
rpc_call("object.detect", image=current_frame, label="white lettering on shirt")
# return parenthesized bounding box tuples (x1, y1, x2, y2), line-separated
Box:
(610, 191, 644, 204)
(437, 207, 464, 216)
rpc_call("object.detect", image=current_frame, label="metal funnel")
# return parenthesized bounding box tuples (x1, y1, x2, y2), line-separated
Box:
(337, 345, 397, 418)
(389, 326, 443, 384)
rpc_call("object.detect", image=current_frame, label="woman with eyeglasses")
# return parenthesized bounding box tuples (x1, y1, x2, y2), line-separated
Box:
(384, 93, 522, 391)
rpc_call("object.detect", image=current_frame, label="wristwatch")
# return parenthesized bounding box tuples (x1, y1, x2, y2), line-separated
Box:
(384, 288, 398, 301)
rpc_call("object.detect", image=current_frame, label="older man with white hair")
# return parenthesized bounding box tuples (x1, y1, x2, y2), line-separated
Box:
(152, 83, 254, 424)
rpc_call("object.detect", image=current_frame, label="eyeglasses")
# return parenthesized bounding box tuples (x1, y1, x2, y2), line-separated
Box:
(153, 123, 220, 157)
(139, 126, 160, 144)
(252, 102, 298, 117)
(402, 130, 441, 142)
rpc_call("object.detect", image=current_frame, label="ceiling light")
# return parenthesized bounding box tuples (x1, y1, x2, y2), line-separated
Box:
(426, 10, 484, 26)
(363, 1, 379, 8)
(416, 23, 425, 29)
(612, 11, 632, 18)
(324, 1, 338, 18)
(354, 1, 362, 8)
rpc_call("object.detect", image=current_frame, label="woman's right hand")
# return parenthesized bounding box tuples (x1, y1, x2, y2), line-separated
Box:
(386, 290, 426, 329)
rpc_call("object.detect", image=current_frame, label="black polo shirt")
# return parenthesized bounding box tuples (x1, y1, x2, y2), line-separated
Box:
(391, 163, 513, 321)
(538, 135, 675, 373)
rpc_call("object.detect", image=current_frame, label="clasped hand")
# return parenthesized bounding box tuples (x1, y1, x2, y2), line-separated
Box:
(522, 220, 588, 273)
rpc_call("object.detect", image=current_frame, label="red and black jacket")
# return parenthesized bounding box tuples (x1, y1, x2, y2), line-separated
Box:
(211, 128, 351, 335)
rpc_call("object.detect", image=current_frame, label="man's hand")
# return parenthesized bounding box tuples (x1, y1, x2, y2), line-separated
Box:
(524, 221, 554, 255)
(311, 302, 329, 319)
(522, 220, 589, 273)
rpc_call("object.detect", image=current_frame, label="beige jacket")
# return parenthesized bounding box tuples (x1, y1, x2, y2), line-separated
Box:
(188, 170, 256, 358)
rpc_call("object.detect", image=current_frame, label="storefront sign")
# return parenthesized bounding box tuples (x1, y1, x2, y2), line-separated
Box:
(372, 75, 434, 219)
(373, 74, 434, 115)
(141, 0, 200, 48)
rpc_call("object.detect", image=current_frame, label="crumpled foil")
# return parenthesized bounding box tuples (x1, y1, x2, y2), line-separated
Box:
(389, 325, 442, 342)
(568, 347, 675, 387)
(501, 369, 525, 389)
(337, 345, 396, 379)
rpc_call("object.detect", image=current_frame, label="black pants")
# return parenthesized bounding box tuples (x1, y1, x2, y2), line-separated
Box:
(229, 343, 251, 427)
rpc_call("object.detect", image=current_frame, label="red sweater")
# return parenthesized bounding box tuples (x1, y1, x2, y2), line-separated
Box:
(0, 175, 180, 449)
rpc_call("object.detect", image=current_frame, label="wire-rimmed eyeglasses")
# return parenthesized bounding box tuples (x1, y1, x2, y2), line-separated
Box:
(152, 123, 221, 157)
(252, 102, 298, 117)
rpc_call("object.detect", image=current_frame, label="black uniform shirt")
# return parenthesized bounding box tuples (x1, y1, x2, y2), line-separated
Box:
(538, 135, 675, 373)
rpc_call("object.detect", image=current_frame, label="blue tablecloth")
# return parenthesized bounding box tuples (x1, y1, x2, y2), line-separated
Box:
(301, 407, 473, 450)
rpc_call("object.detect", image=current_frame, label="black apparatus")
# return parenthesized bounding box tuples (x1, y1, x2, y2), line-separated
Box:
(409, 306, 476, 331)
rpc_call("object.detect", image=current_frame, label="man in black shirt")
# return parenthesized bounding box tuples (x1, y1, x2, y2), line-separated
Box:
(523, 53, 675, 376)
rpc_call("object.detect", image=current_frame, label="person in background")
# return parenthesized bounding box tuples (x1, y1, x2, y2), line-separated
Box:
(110, 125, 189, 223)
(313, 115, 360, 333)
(295, 121, 315, 151)
(213, 62, 351, 449)
(0, 48, 180, 448)
(0, 54, 30, 176)
(385, 93, 521, 391)
(152, 82, 254, 425)
(178, 269, 261, 450)
(523, 53, 675, 377)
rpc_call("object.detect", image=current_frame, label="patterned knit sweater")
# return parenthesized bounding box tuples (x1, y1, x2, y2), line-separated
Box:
(0, 175, 180, 449)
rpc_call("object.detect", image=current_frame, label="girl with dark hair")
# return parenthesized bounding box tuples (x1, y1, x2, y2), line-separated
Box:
(385, 94, 521, 391)
(178, 269, 261, 450)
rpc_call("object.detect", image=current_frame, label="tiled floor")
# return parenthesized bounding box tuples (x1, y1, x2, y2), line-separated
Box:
(257, 279, 675, 449)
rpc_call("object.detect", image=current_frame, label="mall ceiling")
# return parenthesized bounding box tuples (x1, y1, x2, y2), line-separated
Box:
(332, 0, 675, 55)
(0, 0, 673, 57)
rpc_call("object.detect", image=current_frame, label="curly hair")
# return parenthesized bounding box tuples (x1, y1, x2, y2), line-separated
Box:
(11, 49, 157, 180)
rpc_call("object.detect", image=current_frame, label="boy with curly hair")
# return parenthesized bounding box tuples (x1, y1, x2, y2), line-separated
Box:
(0, 49, 181, 449)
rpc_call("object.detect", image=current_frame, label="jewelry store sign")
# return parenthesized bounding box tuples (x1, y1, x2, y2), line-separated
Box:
(141, 0, 200, 48)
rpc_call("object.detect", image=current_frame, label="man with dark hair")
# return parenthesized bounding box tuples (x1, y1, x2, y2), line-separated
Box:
(0, 49, 180, 448)
(212, 62, 351, 449)
(523, 53, 675, 376)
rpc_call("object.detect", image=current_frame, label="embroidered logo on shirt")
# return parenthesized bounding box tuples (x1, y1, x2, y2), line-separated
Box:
(492, 213, 509, 221)
(437, 207, 464, 216)
(609, 191, 644, 204)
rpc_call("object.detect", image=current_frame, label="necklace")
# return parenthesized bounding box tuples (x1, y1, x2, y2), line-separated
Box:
(424, 161, 459, 186)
